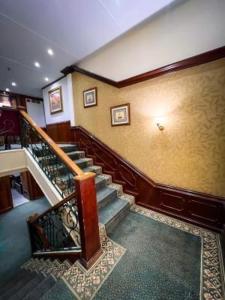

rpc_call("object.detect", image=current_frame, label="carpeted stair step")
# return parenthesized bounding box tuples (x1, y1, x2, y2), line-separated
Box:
(66, 150, 85, 160)
(24, 275, 57, 300)
(8, 273, 44, 300)
(40, 279, 75, 300)
(97, 187, 118, 209)
(73, 157, 93, 169)
(0, 269, 28, 295)
(83, 165, 102, 175)
(0, 270, 36, 299)
(95, 176, 108, 191)
(58, 144, 78, 153)
(99, 198, 130, 234)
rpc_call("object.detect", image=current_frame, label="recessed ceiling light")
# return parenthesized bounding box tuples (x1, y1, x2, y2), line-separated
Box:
(34, 61, 40, 68)
(5, 88, 10, 92)
(11, 82, 16, 86)
(47, 48, 54, 56)
(44, 77, 49, 82)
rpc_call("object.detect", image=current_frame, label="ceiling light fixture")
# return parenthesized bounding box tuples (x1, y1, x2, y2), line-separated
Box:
(47, 48, 54, 56)
(11, 82, 17, 86)
(44, 77, 49, 82)
(34, 61, 40, 68)
(5, 88, 10, 92)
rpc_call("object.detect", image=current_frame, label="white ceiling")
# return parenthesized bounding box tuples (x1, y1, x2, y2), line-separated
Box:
(0, 0, 175, 97)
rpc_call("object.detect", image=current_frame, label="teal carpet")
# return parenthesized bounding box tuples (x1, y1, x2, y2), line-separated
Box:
(94, 211, 201, 300)
(0, 198, 50, 285)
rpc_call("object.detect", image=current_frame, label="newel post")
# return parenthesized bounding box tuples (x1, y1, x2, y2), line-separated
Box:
(75, 172, 102, 269)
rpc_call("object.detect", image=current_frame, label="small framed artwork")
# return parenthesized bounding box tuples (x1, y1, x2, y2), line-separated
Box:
(48, 87, 63, 114)
(110, 103, 130, 126)
(83, 87, 97, 108)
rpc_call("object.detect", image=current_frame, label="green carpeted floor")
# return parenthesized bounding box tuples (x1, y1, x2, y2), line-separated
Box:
(94, 211, 201, 300)
(0, 198, 50, 285)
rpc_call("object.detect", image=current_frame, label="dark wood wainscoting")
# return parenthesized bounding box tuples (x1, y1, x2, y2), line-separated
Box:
(20, 171, 43, 200)
(46, 121, 73, 143)
(0, 176, 13, 214)
(71, 126, 225, 232)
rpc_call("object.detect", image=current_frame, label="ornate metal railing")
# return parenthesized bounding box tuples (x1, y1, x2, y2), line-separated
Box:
(20, 110, 101, 267)
(28, 193, 81, 253)
(20, 117, 75, 198)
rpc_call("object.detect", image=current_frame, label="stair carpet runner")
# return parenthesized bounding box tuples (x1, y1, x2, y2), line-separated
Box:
(0, 144, 134, 299)
(0, 259, 75, 300)
(58, 144, 134, 234)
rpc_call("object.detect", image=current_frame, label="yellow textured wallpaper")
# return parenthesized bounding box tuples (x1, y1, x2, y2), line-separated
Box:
(73, 59, 225, 197)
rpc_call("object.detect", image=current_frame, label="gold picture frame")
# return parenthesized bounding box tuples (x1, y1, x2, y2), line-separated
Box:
(110, 103, 130, 126)
(48, 86, 63, 114)
(83, 87, 97, 108)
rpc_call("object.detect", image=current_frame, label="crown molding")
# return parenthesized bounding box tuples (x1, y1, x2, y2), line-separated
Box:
(61, 46, 225, 88)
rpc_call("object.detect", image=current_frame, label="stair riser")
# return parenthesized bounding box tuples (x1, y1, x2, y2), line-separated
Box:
(105, 204, 130, 235)
(67, 152, 85, 160)
(95, 179, 107, 192)
(76, 160, 93, 169)
(60, 146, 78, 153)
(98, 190, 117, 209)
(11, 275, 43, 300)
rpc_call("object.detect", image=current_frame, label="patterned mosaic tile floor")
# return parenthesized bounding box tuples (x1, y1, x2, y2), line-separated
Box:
(61, 205, 224, 300)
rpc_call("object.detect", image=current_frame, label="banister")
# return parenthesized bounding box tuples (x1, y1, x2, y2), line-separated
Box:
(20, 110, 84, 177)
(27, 192, 76, 225)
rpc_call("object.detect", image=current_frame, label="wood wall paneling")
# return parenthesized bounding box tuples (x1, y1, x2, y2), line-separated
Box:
(46, 121, 73, 143)
(71, 126, 225, 232)
(20, 171, 43, 200)
(0, 176, 13, 214)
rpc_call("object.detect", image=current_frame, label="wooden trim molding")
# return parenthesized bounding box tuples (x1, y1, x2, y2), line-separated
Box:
(71, 126, 225, 232)
(41, 75, 66, 90)
(61, 66, 118, 87)
(117, 46, 225, 87)
(62, 46, 225, 88)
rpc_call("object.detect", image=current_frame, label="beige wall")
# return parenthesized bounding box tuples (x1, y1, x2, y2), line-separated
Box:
(79, 0, 225, 81)
(73, 59, 225, 197)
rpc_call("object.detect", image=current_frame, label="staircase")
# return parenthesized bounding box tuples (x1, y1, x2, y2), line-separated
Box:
(54, 143, 134, 234)
(0, 260, 74, 300)
(0, 110, 135, 299)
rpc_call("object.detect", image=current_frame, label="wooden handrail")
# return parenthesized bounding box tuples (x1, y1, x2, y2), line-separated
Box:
(27, 192, 76, 225)
(20, 110, 84, 177)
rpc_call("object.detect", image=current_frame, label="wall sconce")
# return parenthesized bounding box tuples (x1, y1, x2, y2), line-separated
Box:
(156, 122, 164, 131)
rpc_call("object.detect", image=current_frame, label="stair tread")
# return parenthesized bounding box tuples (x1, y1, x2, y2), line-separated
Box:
(1, 271, 36, 299)
(74, 157, 92, 163)
(40, 279, 75, 300)
(83, 165, 102, 174)
(97, 187, 117, 204)
(66, 150, 84, 155)
(24, 276, 57, 300)
(99, 197, 129, 225)
(9, 273, 44, 300)
(0, 269, 28, 292)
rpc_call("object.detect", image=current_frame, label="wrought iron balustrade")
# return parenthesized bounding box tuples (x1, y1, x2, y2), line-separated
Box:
(20, 117, 75, 198)
(20, 110, 101, 267)
(28, 194, 81, 253)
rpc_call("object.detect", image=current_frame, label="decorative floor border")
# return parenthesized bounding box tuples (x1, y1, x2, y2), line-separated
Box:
(22, 204, 224, 300)
(62, 225, 126, 300)
(131, 204, 225, 300)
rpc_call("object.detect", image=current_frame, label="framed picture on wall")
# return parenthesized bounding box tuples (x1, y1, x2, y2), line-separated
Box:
(83, 87, 97, 108)
(110, 103, 130, 126)
(48, 87, 63, 114)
